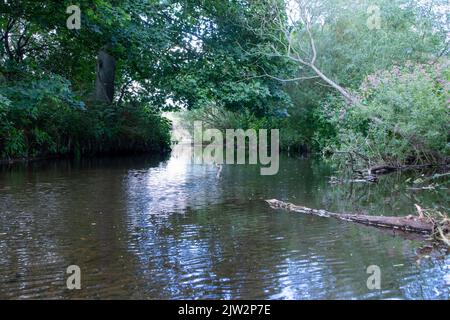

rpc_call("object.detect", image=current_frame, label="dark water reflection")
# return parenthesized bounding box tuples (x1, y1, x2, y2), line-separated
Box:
(0, 144, 448, 299)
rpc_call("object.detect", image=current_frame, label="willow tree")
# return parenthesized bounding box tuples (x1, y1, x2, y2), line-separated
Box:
(249, 0, 447, 105)
(246, 0, 357, 104)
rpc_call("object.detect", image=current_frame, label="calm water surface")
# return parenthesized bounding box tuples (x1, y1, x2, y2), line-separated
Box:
(0, 144, 449, 299)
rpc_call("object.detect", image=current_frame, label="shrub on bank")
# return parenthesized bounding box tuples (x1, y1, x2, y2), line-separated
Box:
(0, 75, 171, 161)
(323, 61, 449, 167)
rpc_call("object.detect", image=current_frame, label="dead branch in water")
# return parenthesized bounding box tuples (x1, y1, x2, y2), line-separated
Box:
(334, 151, 449, 180)
(265, 200, 450, 244)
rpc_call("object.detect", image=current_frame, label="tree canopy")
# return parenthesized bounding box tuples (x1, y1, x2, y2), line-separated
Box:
(0, 0, 448, 165)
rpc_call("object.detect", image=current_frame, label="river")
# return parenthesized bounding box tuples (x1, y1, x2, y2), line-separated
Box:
(0, 142, 448, 299)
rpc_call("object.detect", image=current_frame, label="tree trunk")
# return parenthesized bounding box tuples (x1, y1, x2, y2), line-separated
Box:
(94, 50, 116, 103)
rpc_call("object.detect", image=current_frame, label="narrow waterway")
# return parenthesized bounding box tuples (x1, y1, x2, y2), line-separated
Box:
(0, 141, 448, 299)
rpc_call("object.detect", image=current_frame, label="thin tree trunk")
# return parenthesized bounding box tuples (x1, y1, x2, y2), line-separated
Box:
(309, 64, 357, 105)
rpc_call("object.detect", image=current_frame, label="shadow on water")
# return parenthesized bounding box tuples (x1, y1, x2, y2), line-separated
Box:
(0, 144, 448, 299)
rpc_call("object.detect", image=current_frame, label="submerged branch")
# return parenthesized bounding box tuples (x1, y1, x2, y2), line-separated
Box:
(265, 200, 450, 245)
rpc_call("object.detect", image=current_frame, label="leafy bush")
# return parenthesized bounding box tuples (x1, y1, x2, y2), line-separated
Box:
(324, 61, 449, 167)
(0, 76, 171, 160)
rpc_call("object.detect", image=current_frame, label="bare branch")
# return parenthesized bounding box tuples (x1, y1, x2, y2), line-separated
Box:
(248, 0, 358, 106)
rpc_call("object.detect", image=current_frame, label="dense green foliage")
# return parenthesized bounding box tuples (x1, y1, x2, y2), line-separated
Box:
(1, 0, 448, 166)
(324, 62, 449, 167)
(0, 0, 180, 160)
(0, 0, 292, 160)
(183, 0, 449, 166)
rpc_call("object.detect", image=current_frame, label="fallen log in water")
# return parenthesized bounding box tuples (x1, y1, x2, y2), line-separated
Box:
(265, 199, 435, 234)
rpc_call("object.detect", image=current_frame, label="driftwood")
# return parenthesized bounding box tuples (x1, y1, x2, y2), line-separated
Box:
(359, 163, 450, 176)
(266, 199, 435, 234)
(336, 150, 449, 180)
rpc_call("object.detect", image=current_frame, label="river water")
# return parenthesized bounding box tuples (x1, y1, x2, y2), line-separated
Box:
(0, 143, 448, 299)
